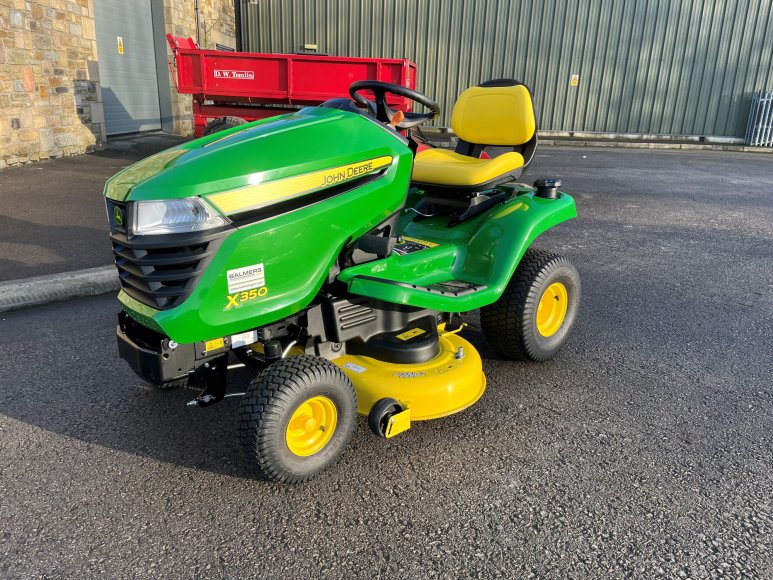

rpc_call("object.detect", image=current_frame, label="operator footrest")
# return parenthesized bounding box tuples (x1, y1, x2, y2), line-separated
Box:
(355, 276, 486, 297)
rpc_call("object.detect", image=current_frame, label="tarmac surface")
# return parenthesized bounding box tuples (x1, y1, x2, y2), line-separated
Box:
(1, 145, 772, 577)
(0, 134, 187, 282)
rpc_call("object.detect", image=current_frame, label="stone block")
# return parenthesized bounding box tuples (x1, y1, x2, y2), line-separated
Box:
(22, 65, 34, 90)
(81, 16, 94, 40)
(18, 129, 37, 141)
(86, 59, 98, 81)
(11, 117, 20, 129)
(69, 22, 81, 36)
(54, 131, 78, 147)
(7, 47, 27, 64)
(31, 4, 43, 19)
(89, 99, 103, 122)
(96, 122, 106, 144)
(0, 39, 5, 64)
(38, 84, 48, 98)
(10, 10, 22, 28)
(32, 32, 51, 49)
(39, 127, 55, 151)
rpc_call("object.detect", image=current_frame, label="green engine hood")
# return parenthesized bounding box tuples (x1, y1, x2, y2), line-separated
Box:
(105, 107, 409, 207)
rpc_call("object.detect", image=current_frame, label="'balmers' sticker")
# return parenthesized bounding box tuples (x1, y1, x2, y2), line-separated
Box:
(227, 263, 265, 294)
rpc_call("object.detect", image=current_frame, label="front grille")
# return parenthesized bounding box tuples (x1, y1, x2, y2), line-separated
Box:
(111, 232, 224, 310)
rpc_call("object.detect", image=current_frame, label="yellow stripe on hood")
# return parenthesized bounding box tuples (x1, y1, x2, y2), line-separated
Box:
(208, 155, 393, 215)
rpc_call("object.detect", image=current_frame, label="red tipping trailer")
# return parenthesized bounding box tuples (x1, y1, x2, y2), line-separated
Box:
(166, 35, 418, 137)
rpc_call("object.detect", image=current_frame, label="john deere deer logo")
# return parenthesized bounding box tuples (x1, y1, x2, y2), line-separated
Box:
(114, 205, 123, 226)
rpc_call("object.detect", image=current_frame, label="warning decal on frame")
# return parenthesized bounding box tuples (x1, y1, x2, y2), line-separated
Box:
(117, 36, 124, 55)
(392, 236, 439, 255)
(227, 263, 265, 294)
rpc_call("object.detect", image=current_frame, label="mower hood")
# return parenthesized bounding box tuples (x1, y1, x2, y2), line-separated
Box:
(104, 107, 407, 210)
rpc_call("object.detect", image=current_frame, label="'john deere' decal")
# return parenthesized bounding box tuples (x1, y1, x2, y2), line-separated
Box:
(208, 156, 393, 215)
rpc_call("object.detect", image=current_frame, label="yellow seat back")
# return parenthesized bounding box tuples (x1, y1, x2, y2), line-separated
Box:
(450, 84, 536, 146)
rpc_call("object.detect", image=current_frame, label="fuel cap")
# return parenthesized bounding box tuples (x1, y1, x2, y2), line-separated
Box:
(533, 178, 562, 199)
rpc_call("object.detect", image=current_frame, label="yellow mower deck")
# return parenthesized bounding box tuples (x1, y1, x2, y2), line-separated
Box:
(333, 328, 486, 423)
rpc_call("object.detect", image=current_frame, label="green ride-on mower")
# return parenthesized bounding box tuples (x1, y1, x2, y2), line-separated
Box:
(105, 79, 580, 483)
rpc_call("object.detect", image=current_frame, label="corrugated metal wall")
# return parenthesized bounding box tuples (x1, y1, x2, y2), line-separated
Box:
(239, 0, 773, 138)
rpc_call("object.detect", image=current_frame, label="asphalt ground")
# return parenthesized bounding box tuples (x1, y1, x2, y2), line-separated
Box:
(1, 147, 772, 578)
(0, 134, 187, 282)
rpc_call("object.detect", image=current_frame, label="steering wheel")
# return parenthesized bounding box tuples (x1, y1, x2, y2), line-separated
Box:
(349, 80, 440, 130)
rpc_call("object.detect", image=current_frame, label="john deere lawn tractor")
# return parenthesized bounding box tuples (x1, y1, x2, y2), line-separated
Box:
(104, 79, 580, 482)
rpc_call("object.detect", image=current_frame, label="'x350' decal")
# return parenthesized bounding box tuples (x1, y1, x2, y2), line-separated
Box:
(225, 287, 268, 310)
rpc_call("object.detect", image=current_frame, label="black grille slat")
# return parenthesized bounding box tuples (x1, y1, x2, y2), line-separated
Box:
(118, 272, 190, 297)
(112, 244, 214, 267)
(110, 232, 223, 310)
(116, 260, 199, 283)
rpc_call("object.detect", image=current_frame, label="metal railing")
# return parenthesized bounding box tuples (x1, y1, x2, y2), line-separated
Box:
(745, 91, 773, 147)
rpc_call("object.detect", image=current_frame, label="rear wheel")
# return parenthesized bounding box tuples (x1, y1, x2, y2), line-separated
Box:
(481, 249, 580, 361)
(202, 116, 246, 136)
(238, 355, 357, 483)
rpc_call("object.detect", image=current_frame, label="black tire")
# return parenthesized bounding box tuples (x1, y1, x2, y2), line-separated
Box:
(238, 355, 357, 483)
(149, 376, 192, 389)
(481, 249, 580, 362)
(368, 398, 403, 438)
(202, 116, 246, 136)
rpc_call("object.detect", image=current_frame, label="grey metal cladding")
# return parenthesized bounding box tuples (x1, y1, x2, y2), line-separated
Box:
(239, 0, 773, 138)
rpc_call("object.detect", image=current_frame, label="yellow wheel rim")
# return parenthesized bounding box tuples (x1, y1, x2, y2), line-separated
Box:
(285, 396, 338, 457)
(536, 282, 569, 337)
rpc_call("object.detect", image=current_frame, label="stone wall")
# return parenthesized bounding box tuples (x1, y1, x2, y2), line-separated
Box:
(163, 0, 236, 136)
(0, 0, 236, 168)
(0, 0, 104, 169)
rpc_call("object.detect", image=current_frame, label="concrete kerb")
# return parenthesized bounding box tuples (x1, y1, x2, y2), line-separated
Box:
(0, 266, 119, 314)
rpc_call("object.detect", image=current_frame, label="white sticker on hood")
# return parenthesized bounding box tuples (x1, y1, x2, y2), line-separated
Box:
(227, 263, 265, 294)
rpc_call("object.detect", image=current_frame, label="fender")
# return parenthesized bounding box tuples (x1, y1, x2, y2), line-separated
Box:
(340, 189, 577, 312)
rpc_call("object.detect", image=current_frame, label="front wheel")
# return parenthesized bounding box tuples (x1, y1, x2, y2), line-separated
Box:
(481, 249, 580, 361)
(238, 355, 357, 483)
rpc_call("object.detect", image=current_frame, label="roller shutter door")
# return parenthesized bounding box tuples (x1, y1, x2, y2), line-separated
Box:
(93, 0, 161, 135)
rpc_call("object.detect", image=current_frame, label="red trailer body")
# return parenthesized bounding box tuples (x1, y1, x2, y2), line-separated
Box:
(166, 35, 418, 137)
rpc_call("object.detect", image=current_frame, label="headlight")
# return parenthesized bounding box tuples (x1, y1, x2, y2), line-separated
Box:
(131, 197, 230, 236)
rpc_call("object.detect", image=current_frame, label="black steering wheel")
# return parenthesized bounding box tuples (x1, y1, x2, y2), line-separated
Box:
(349, 80, 440, 130)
